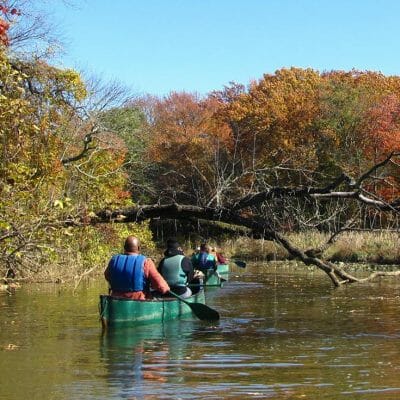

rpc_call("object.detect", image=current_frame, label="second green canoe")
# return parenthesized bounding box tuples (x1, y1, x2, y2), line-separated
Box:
(203, 263, 230, 286)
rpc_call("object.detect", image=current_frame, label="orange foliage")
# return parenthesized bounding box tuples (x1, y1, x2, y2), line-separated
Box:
(148, 91, 231, 165)
(363, 94, 400, 160)
(0, 1, 20, 46)
(0, 17, 9, 45)
(143, 68, 400, 201)
(212, 68, 323, 179)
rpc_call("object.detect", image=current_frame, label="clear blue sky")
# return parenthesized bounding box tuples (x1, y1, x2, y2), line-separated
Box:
(49, 0, 400, 96)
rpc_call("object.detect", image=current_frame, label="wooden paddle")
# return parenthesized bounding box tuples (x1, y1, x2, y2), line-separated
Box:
(168, 290, 220, 321)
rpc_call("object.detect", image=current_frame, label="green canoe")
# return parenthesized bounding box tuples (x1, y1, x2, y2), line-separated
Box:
(99, 289, 206, 328)
(202, 263, 230, 286)
(216, 263, 229, 275)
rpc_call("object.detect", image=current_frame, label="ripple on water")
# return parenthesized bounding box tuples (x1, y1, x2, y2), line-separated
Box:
(341, 387, 400, 395)
(2, 271, 400, 399)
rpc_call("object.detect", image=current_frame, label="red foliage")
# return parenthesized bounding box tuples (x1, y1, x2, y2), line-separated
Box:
(0, 17, 9, 45)
(0, 1, 21, 46)
(364, 177, 398, 203)
(364, 95, 400, 160)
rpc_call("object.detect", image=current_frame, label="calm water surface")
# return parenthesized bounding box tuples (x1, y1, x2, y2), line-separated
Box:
(1, 263, 400, 399)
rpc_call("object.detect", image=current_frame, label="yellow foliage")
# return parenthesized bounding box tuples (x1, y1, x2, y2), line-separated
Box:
(0, 46, 155, 280)
(56, 68, 88, 101)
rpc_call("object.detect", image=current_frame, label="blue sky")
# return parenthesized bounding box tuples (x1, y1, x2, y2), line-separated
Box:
(50, 0, 400, 96)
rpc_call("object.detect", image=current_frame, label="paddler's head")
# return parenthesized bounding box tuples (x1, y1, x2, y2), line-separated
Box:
(124, 236, 140, 253)
(166, 237, 182, 250)
(200, 243, 210, 253)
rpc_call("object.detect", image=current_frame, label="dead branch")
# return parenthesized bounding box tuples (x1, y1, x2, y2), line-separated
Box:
(61, 126, 98, 165)
(355, 152, 399, 187)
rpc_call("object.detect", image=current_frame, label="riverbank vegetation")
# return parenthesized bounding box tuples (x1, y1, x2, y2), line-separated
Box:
(217, 231, 400, 265)
(0, 2, 154, 283)
(1, 1, 400, 286)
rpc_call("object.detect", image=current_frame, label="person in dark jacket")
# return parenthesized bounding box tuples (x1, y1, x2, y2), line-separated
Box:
(158, 238, 194, 298)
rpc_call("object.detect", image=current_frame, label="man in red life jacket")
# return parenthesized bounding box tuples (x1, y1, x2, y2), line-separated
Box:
(104, 236, 170, 300)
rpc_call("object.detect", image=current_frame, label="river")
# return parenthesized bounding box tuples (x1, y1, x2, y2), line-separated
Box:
(1, 262, 399, 399)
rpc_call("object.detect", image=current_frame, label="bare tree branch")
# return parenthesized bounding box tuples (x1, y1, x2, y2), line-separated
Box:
(355, 152, 399, 187)
(61, 126, 97, 165)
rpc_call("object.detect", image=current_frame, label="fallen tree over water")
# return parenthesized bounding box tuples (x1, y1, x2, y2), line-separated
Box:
(92, 202, 399, 287)
(92, 153, 400, 287)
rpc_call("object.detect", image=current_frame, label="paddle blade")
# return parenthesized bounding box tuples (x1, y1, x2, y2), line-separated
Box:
(168, 290, 220, 321)
(189, 302, 220, 321)
(233, 260, 246, 268)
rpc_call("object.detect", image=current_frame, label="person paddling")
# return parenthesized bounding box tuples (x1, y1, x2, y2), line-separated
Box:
(211, 246, 228, 264)
(191, 243, 217, 272)
(158, 238, 194, 298)
(104, 236, 170, 300)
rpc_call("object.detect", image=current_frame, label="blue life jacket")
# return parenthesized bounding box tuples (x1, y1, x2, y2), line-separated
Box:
(108, 254, 147, 292)
(192, 252, 216, 271)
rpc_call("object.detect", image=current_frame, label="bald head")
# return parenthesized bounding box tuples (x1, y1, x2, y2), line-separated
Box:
(124, 236, 141, 253)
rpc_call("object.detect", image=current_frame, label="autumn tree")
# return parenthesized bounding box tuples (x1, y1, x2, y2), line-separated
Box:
(91, 67, 400, 288)
(0, 3, 154, 281)
(98, 105, 155, 203)
(130, 92, 234, 206)
(116, 69, 400, 238)
(3, 2, 400, 290)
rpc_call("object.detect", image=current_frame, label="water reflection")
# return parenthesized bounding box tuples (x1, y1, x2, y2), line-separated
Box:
(1, 265, 400, 399)
(100, 321, 202, 399)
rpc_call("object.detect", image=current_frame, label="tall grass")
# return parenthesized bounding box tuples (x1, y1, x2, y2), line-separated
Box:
(208, 231, 400, 265)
